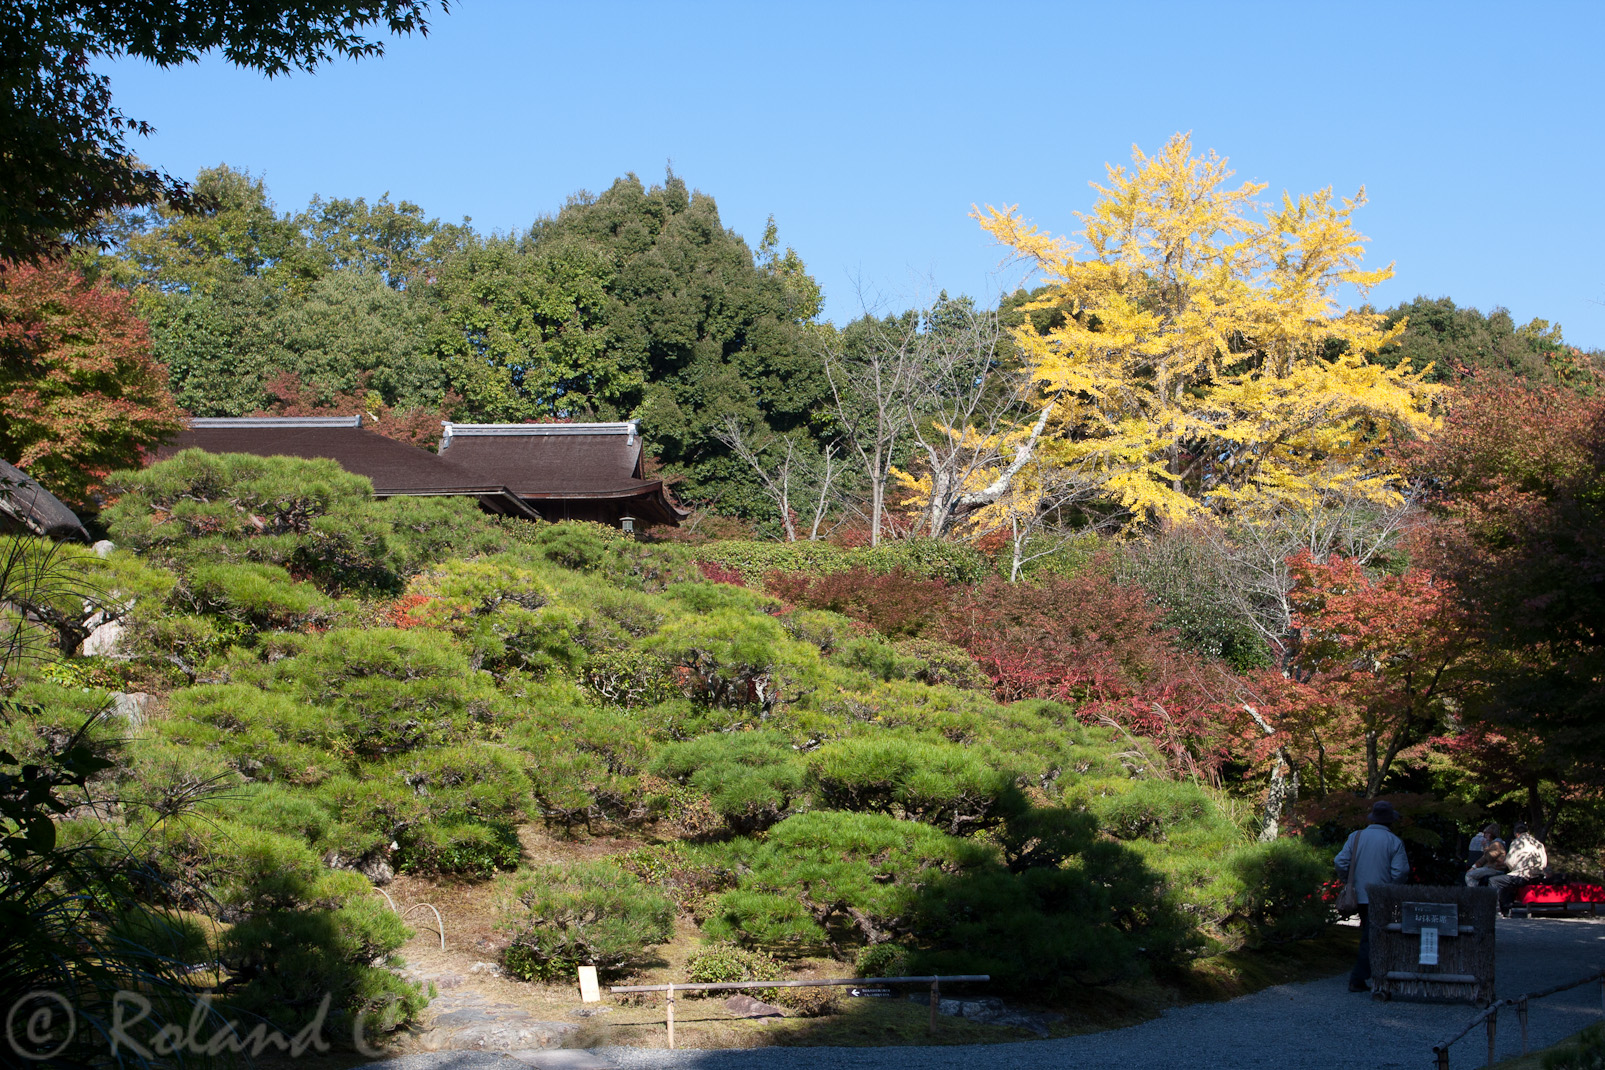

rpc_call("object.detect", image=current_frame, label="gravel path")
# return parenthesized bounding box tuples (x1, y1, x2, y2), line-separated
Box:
(368, 917, 1605, 1070)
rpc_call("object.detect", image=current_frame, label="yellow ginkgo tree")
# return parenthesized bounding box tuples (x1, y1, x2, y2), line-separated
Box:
(973, 132, 1438, 524)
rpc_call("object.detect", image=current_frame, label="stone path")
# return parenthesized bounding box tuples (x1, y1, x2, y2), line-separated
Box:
(400, 963, 598, 1065)
(365, 917, 1605, 1070)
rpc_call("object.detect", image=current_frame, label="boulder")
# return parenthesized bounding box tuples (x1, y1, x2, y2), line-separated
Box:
(723, 994, 786, 1018)
(107, 691, 150, 727)
(82, 618, 127, 657)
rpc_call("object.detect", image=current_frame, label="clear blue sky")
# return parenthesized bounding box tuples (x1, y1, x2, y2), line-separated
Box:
(103, 1, 1605, 346)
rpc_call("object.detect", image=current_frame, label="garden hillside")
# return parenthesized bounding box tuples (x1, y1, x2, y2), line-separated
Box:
(1, 451, 1334, 1044)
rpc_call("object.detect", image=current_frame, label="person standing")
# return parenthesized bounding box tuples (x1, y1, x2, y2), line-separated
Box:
(1335, 800, 1412, 992)
(1490, 824, 1548, 917)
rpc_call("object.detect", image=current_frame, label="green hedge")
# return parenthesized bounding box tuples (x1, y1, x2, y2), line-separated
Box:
(694, 538, 992, 584)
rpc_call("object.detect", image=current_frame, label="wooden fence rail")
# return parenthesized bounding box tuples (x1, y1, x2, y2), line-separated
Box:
(1432, 967, 1605, 1069)
(610, 974, 990, 1049)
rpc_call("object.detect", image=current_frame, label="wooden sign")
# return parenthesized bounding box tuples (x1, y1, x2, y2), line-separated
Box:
(578, 965, 601, 1003)
(1401, 901, 1460, 936)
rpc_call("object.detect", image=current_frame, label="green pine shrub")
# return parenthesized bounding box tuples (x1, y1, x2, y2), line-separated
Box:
(610, 842, 738, 917)
(591, 588, 666, 637)
(502, 696, 652, 828)
(1090, 779, 1229, 844)
(530, 521, 625, 572)
(702, 810, 986, 955)
(696, 539, 990, 585)
(833, 636, 923, 682)
(1543, 1023, 1605, 1070)
(184, 561, 332, 628)
(397, 821, 521, 878)
(377, 495, 511, 575)
(685, 942, 780, 991)
(105, 450, 401, 592)
(162, 684, 346, 784)
(905, 840, 1193, 991)
(220, 869, 425, 1035)
(404, 555, 551, 619)
(254, 627, 506, 757)
(891, 637, 991, 691)
(583, 648, 676, 707)
(854, 942, 909, 978)
(649, 731, 803, 834)
(646, 609, 790, 709)
(775, 607, 858, 653)
(524, 522, 697, 592)
(1217, 839, 1332, 947)
(805, 736, 1025, 834)
(497, 861, 674, 981)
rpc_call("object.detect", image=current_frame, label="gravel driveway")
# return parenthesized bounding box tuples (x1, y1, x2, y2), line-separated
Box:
(369, 916, 1605, 1070)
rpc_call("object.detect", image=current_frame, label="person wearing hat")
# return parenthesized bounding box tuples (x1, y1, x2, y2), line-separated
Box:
(1334, 800, 1412, 992)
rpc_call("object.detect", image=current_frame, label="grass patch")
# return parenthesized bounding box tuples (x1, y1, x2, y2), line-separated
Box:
(1177, 926, 1361, 1003)
(1486, 1022, 1605, 1070)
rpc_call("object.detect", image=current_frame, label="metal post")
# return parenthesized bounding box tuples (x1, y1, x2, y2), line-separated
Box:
(666, 983, 675, 1050)
(1518, 999, 1529, 1054)
(1486, 1008, 1497, 1068)
(1434, 1045, 1449, 1070)
(929, 979, 939, 1033)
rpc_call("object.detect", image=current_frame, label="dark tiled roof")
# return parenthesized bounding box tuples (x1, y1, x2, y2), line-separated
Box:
(154, 418, 685, 525)
(438, 422, 646, 495)
(0, 459, 89, 541)
(159, 421, 499, 495)
(438, 423, 688, 523)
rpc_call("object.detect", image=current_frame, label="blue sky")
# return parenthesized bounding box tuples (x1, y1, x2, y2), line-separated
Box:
(103, 1, 1605, 345)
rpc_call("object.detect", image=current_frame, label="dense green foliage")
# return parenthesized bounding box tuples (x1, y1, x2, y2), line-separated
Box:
(1, 1, 443, 262)
(1373, 296, 1602, 391)
(102, 166, 828, 511)
(0, 454, 1340, 1031)
(498, 862, 674, 981)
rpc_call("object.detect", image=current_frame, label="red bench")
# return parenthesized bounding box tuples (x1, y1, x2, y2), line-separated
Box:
(1512, 883, 1605, 916)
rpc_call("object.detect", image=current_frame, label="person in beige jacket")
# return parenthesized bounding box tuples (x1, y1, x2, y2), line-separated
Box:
(1490, 824, 1548, 917)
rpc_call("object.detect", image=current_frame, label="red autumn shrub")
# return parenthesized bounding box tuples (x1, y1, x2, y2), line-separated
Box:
(943, 576, 1238, 776)
(695, 560, 747, 587)
(383, 593, 435, 629)
(762, 567, 951, 639)
(764, 564, 1244, 777)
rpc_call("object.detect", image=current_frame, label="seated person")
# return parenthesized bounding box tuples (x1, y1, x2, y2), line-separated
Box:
(1468, 822, 1503, 866)
(1490, 824, 1549, 916)
(1466, 836, 1508, 886)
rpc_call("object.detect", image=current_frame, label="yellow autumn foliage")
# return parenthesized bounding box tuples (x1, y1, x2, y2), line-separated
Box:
(975, 132, 1438, 523)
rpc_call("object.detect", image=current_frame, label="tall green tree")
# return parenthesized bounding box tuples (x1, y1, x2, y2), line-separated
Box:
(429, 173, 828, 511)
(117, 166, 451, 416)
(299, 191, 470, 289)
(0, 0, 446, 262)
(426, 234, 620, 421)
(1371, 296, 1603, 391)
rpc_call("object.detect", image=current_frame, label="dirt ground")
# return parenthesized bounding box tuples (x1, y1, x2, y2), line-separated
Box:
(360, 825, 1357, 1054)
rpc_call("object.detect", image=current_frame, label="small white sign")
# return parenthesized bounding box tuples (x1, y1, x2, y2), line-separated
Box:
(578, 965, 601, 1003)
(1419, 927, 1440, 965)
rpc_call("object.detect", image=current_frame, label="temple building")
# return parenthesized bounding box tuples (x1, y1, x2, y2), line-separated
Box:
(155, 417, 685, 530)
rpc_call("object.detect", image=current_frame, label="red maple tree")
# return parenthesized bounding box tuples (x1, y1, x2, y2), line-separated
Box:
(0, 259, 184, 505)
(1246, 552, 1474, 798)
